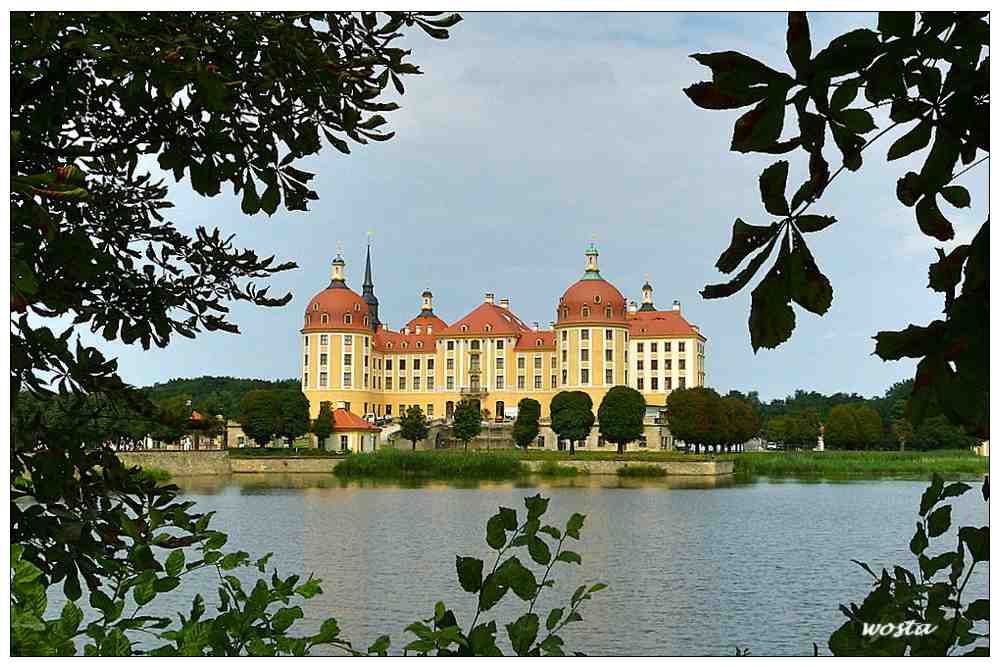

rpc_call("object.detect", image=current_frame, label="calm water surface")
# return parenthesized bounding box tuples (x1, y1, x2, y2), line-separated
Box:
(150, 474, 987, 656)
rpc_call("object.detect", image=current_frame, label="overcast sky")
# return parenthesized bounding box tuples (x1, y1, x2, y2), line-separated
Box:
(89, 12, 987, 401)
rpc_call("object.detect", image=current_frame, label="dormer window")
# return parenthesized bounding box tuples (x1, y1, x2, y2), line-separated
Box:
(562, 307, 569, 319)
(581, 306, 590, 317)
(415, 325, 422, 335)
(461, 325, 469, 333)
(344, 314, 352, 325)
(363, 316, 370, 326)
(605, 306, 612, 318)
(427, 325, 433, 333)
(305, 315, 310, 324)
(313, 304, 318, 311)
(417, 341, 423, 348)
(321, 314, 329, 324)
(536, 339, 542, 346)
(388, 342, 393, 349)
(402, 342, 408, 349)
(484, 324, 492, 333)
(594, 295, 602, 304)
(354, 303, 361, 312)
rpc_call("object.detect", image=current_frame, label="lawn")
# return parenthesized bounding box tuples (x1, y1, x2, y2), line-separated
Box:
(723, 449, 987, 480)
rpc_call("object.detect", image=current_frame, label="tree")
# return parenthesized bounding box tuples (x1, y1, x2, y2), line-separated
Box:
(312, 401, 334, 450)
(512, 398, 541, 450)
(550, 391, 594, 456)
(687, 12, 988, 440)
(239, 390, 279, 447)
(598, 387, 646, 455)
(765, 416, 788, 448)
(275, 390, 311, 446)
(854, 404, 885, 451)
(825, 405, 861, 450)
(722, 396, 760, 452)
(452, 399, 482, 451)
(665, 387, 722, 453)
(400, 405, 429, 451)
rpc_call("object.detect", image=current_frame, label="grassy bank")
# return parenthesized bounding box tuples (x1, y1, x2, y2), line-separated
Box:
(228, 447, 348, 459)
(333, 449, 526, 480)
(726, 450, 987, 480)
(138, 467, 172, 483)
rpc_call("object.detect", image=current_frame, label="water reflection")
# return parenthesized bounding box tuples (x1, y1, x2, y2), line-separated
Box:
(161, 473, 987, 656)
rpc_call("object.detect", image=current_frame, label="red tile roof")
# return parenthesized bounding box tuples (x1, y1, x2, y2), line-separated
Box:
(626, 310, 702, 338)
(441, 302, 533, 337)
(514, 330, 556, 350)
(373, 326, 437, 354)
(332, 408, 380, 432)
(302, 286, 373, 333)
(557, 278, 628, 325)
(404, 313, 448, 332)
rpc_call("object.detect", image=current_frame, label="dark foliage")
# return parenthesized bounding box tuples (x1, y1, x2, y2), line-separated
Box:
(597, 386, 646, 455)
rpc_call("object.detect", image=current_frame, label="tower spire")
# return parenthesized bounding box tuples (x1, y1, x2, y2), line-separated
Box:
(582, 237, 601, 280)
(360, 234, 380, 330)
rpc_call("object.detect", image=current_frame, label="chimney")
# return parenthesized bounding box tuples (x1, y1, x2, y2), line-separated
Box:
(499, 297, 510, 309)
(628, 301, 638, 314)
(673, 300, 681, 313)
(484, 292, 495, 305)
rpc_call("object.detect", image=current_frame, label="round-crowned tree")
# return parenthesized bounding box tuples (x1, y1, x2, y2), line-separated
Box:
(598, 386, 646, 455)
(513, 398, 541, 450)
(550, 391, 594, 455)
(312, 401, 334, 450)
(400, 405, 429, 451)
(452, 399, 482, 451)
(239, 389, 279, 447)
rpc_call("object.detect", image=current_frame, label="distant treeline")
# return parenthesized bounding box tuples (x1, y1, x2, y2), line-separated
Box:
(141, 376, 299, 419)
(726, 379, 977, 451)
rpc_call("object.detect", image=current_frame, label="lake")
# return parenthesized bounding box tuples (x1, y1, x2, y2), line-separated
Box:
(121, 474, 994, 655)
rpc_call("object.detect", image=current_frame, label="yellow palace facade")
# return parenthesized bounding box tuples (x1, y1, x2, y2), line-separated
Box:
(299, 243, 707, 428)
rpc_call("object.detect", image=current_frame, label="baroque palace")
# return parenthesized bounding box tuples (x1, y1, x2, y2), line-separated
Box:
(300, 242, 706, 448)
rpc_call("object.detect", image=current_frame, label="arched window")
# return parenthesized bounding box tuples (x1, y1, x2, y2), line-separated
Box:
(461, 324, 469, 333)
(320, 314, 329, 324)
(416, 341, 423, 348)
(387, 342, 393, 349)
(344, 314, 352, 325)
(363, 316, 370, 326)
(484, 324, 492, 333)
(581, 306, 590, 317)
(402, 342, 408, 349)
(562, 306, 569, 319)
(313, 303, 318, 311)
(605, 306, 612, 318)
(354, 303, 361, 312)
(536, 339, 542, 346)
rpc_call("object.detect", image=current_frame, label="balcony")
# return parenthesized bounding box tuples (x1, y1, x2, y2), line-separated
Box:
(460, 386, 488, 398)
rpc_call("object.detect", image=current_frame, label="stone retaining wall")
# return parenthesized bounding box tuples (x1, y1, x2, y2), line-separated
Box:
(117, 451, 231, 476)
(117, 451, 733, 477)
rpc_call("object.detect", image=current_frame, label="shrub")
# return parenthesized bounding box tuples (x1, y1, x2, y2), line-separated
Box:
(535, 461, 585, 477)
(334, 449, 526, 479)
(616, 464, 667, 478)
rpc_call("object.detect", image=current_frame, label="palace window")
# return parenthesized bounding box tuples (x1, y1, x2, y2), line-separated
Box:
(304, 353, 309, 367)
(561, 330, 568, 341)
(416, 341, 423, 349)
(344, 314, 352, 325)
(534, 375, 542, 389)
(496, 357, 504, 369)
(637, 378, 644, 390)
(364, 316, 370, 326)
(427, 404, 434, 417)
(313, 304, 318, 311)
(427, 358, 434, 370)
(518, 357, 526, 369)
(364, 372, 369, 388)
(399, 377, 407, 390)
(665, 342, 671, 352)
(385, 359, 393, 370)
(580, 349, 589, 362)
(320, 334, 328, 346)
(534, 356, 542, 369)
(551, 374, 557, 388)
(665, 377, 672, 390)
(303, 372, 309, 387)
(679, 377, 686, 389)
(604, 306, 612, 318)
(470, 340, 480, 350)
(637, 360, 644, 370)
(562, 369, 568, 384)
(581, 306, 590, 317)
(580, 368, 590, 384)
(581, 329, 589, 341)
(446, 376, 454, 390)
(517, 376, 525, 390)
(651, 360, 658, 371)
(447, 340, 455, 351)
(496, 377, 504, 390)
(485, 324, 492, 333)
(562, 306, 569, 319)
(413, 377, 421, 390)
(399, 359, 406, 370)
(594, 295, 602, 304)
(605, 369, 613, 385)
(561, 350, 568, 362)
(321, 314, 329, 324)
(414, 359, 421, 370)
(461, 325, 469, 333)
(364, 337, 369, 348)
(496, 339, 504, 350)
(385, 377, 392, 390)
(637, 342, 644, 353)
(679, 342, 686, 352)
(651, 342, 658, 353)
(344, 353, 352, 366)
(605, 328, 613, 341)
(427, 377, 434, 390)
(344, 336, 352, 347)
(446, 358, 454, 370)
(343, 373, 352, 388)
(319, 353, 328, 367)
(605, 349, 612, 362)
(679, 359, 686, 370)
(651, 377, 659, 390)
